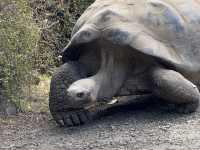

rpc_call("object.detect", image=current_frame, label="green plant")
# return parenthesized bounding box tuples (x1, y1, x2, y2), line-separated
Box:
(0, 0, 40, 102)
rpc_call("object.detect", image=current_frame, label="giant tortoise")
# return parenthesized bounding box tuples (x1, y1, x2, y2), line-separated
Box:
(49, 0, 200, 126)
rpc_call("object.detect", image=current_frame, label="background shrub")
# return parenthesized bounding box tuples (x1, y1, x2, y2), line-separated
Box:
(0, 0, 94, 107)
(0, 0, 40, 102)
(29, 0, 95, 73)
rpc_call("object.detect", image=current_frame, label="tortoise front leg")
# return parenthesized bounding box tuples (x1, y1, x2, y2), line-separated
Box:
(151, 67, 200, 113)
(49, 62, 92, 127)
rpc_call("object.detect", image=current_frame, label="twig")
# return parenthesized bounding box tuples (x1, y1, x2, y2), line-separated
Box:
(87, 94, 154, 114)
(40, 21, 60, 30)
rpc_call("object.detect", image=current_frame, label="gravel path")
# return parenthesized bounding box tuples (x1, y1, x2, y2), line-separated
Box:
(0, 103, 200, 150)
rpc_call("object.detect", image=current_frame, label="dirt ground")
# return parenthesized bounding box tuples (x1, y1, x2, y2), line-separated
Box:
(0, 103, 200, 150)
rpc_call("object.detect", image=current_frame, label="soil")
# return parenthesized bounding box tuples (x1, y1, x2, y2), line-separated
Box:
(0, 103, 200, 150)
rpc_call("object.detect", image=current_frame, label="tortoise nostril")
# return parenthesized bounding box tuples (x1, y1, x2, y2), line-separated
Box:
(76, 92, 85, 98)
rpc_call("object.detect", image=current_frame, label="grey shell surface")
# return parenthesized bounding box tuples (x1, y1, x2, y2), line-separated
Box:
(62, 0, 200, 74)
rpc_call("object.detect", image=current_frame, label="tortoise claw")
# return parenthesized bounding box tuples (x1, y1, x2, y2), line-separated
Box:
(53, 109, 94, 127)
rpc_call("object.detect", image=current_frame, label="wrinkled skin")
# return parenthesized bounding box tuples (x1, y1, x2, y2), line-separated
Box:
(49, 0, 200, 126)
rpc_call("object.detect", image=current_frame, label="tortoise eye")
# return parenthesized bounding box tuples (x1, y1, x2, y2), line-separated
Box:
(76, 92, 85, 98)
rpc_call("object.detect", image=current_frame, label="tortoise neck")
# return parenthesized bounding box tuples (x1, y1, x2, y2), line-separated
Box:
(90, 44, 130, 101)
